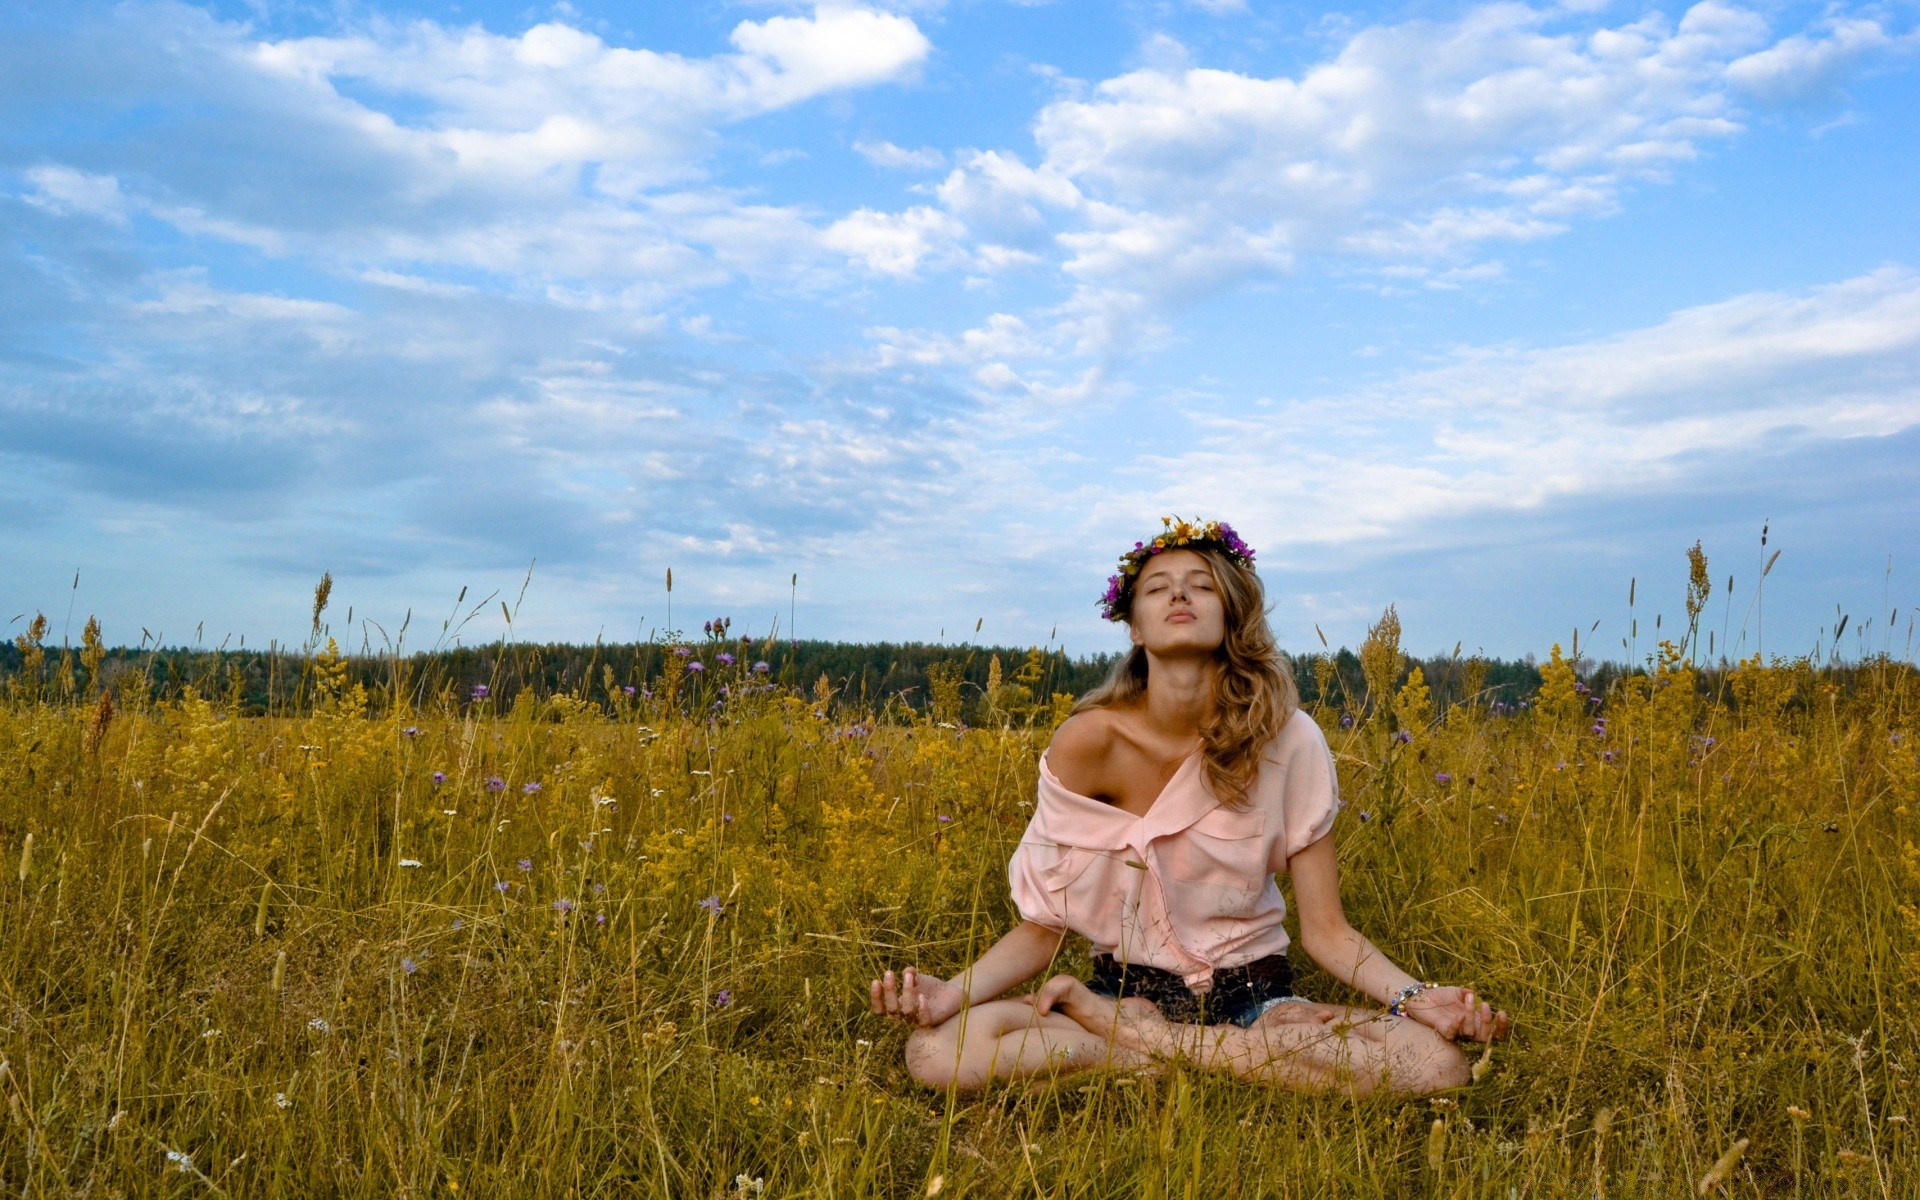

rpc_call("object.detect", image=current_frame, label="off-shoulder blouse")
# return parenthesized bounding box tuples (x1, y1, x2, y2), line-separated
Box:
(1007, 707, 1340, 991)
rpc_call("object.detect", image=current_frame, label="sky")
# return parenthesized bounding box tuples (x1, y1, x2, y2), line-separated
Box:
(1, 0, 1916, 663)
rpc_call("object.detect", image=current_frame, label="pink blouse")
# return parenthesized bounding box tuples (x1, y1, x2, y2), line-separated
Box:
(1007, 708, 1340, 991)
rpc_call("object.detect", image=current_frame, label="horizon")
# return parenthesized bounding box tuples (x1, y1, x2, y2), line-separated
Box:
(3, 0, 1915, 661)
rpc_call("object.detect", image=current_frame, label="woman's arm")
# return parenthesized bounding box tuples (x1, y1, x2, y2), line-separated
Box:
(1289, 834, 1508, 1042)
(869, 919, 1065, 1027)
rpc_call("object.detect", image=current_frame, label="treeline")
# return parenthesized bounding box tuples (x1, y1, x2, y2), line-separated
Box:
(8, 625, 1904, 722)
(0, 627, 1550, 718)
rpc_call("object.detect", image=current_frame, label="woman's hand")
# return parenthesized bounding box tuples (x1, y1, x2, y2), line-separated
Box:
(1401, 986, 1510, 1043)
(869, 967, 966, 1028)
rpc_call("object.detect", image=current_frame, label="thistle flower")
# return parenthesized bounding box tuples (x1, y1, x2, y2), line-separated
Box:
(432, 771, 446, 785)
(486, 777, 506, 792)
(752, 661, 770, 673)
(522, 782, 541, 795)
(698, 895, 724, 916)
(717, 652, 735, 666)
(471, 684, 489, 700)
(688, 661, 705, 674)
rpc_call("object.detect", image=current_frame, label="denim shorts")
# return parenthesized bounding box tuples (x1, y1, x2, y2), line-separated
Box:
(1086, 953, 1297, 1029)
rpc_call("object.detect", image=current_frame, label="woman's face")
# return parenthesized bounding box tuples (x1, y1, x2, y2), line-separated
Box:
(1128, 548, 1227, 655)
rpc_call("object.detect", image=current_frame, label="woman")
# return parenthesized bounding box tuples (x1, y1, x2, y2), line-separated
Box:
(870, 518, 1509, 1094)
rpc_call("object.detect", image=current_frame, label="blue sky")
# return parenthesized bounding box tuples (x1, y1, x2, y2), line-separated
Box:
(2, 0, 1916, 662)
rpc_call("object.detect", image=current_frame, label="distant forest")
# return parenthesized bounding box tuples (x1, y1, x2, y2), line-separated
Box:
(0, 631, 1555, 720)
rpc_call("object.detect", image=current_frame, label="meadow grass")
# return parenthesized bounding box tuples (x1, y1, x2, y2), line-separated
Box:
(1, 631, 1916, 1198)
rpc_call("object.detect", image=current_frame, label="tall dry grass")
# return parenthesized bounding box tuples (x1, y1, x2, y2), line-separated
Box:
(1, 622, 1916, 1197)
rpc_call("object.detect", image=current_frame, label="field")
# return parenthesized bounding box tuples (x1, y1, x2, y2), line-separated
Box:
(2, 621, 1917, 1197)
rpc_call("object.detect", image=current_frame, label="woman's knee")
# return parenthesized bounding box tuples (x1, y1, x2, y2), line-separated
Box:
(1391, 1021, 1470, 1093)
(904, 1023, 961, 1089)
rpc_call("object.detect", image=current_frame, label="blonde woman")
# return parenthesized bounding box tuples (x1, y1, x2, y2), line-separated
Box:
(869, 518, 1508, 1093)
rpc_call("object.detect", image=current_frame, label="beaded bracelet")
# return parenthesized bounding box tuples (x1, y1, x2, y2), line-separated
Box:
(1388, 981, 1438, 1017)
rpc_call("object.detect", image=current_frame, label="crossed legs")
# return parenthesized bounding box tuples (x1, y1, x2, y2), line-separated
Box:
(904, 996, 1469, 1096)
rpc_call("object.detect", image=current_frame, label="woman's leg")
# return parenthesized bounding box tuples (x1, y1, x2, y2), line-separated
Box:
(904, 999, 1156, 1092)
(1225, 1004, 1470, 1095)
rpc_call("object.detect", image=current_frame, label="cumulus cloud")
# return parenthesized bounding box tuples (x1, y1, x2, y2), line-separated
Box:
(823, 205, 965, 275)
(4, 3, 929, 297)
(852, 0, 1911, 359)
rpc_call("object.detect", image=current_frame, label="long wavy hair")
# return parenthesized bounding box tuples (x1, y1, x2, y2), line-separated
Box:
(1074, 545, 1298, 807)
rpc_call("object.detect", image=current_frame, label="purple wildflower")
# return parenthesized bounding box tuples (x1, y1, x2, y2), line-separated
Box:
(1339, 712, 1355, 730)
(431, 771, 446, 785)
(752, 661, 769, 674)
(1603, 751, 1617, 764)
(485, 776, 506, 792)
(717, 652, 735, 667)
(721, 813, 734, 824)
(592, 882, 605, 895)
(623, 686, 636, 696)
(402, 956, 418, 975)
(522, 782, 541, 795)
(1358, 811, 1372, 823)
(553, 898, 574, 914)
(1435, 772, 1453, 785)
(937, 814, 952, 823)
(713, 989, 733, 1007)
(594, 912, 607, 926)
(1393, 730, 1412, 745)
(1591, 722, 1607, 735)
(517, 857, 533, 872)
(471, 684, 489, 700)
(697, 895, 725, 917)
(402, 726, 419, 738)
(687, 661, 704, 674)
(494, 880, 510, 893)
(673, 647, 691, 658)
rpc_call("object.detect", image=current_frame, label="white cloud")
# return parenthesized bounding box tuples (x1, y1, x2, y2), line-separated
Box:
(1726, 17, 1903, 102)
(1132, 268, 1920, 550)
(848, 0, 1909, 354)
(823, 205, 965, 276)
(853, 139, 947, 169)
(23, 167, 130, 225)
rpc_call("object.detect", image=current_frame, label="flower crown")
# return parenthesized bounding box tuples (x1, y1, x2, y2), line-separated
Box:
(1099, 516, 1256, 621)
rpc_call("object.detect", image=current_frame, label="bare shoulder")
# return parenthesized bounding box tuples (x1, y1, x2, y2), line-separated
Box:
(1045, 709, 1123, 795)
(1264, 706, 1330, 762)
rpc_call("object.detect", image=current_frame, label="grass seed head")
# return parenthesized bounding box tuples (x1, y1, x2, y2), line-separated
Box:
(1695, 1137, 1748, 1194)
